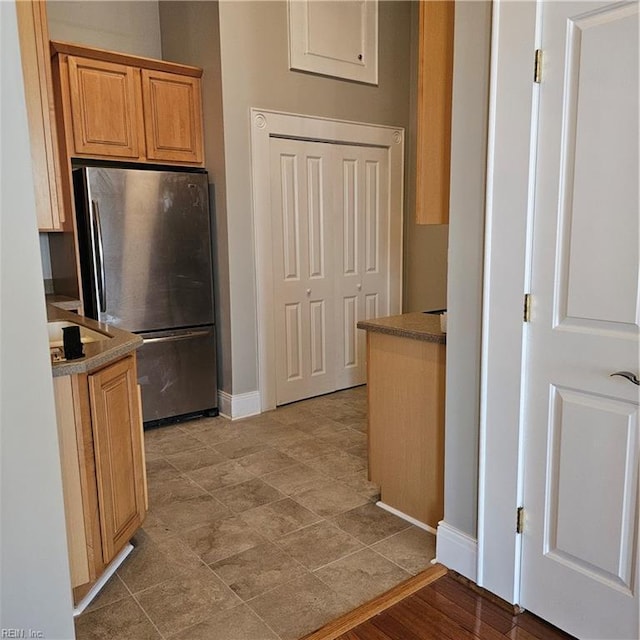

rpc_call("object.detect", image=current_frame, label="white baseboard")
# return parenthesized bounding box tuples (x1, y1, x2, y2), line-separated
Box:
(436, 521, 478, 581)
(218, 390, 261, 420)
(376, 501, 437, 535)
(73, 543, 133, 617)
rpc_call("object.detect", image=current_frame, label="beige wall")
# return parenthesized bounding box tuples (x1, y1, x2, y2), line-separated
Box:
(47, 0, 162, 58)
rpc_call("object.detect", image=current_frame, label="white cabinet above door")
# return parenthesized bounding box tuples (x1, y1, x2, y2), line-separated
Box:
(287, 0, 378, 85)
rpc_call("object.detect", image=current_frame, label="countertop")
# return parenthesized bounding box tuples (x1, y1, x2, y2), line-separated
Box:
(48, 305, 143, 377)
(357, 312, 446, 344)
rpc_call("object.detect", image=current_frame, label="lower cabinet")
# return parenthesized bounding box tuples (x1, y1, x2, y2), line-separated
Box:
(366, 332, 446, 529)
(53, 354, 147, 603)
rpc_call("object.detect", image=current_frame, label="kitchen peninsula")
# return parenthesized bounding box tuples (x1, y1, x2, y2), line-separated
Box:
(357, 312, 446, 530)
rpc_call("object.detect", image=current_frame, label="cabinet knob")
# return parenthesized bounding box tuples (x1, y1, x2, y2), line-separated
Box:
(357, 284, 362, 291)
(306, 289, 311, 296)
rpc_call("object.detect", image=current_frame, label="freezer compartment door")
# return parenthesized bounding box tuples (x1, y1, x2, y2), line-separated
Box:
(136, 326, 217, 424)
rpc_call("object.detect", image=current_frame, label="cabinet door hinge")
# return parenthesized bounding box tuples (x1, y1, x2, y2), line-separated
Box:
(524, 293, 532, 322)
(516, 507, 525, 534)
(534, 49, 542, 83)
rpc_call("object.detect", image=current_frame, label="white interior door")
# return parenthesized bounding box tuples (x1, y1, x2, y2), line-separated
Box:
(271, 138, 337, 405)
(334, 144, 389, 390)
(521, 3, 639, 639)
(271, 138, 390, 404)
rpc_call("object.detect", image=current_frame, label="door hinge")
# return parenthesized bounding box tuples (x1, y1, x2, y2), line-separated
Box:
(516, 507, 525, 534)
(523, 293, 532, 322)
(534, 49, 542, 83)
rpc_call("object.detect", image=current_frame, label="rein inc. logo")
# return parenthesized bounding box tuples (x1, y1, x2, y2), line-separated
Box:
(1, 631, 43, 639)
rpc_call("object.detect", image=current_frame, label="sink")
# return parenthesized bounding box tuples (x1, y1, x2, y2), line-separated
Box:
(47, 321, 111, 348)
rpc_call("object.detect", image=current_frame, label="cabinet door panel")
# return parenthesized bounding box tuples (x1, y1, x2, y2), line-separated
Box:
(68, 56, 142, 158)
(141, 69, 204, 164)
(89, 356, 145, 563)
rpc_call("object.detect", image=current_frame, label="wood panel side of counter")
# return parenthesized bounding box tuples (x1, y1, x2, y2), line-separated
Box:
(367, 331, 445, 528)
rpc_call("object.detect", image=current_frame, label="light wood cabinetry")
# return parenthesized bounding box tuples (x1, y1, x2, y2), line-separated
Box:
(66, 56, 143, 159)
(415, 1, 455, 225)
(51, 41, 204, 166)
(88, 356, 146, 564)
(142, 69, 203, 164)
(16, 0, 65, 231)
(53, 354, 146, 600)
(366, 331, 446, 528)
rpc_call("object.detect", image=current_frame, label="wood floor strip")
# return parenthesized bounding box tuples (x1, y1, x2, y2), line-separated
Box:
(300, 563, 448, 640)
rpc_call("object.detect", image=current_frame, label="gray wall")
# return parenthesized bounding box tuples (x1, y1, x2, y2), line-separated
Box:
(47, 0, 162, 58)
(444, 0, 492, 537)
(216, 0, 417, 394)
(159, 1, 232, 393)
(0, 3, 75, 636)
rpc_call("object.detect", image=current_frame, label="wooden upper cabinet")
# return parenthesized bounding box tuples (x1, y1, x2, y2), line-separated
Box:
(51, 42, 204, 166)
(142, 69, 203, 164)
(16, 0, 65, 231)
(415, 1, 455, 225)
(67, 56, 143, 159)
(88, 356, 145, 563)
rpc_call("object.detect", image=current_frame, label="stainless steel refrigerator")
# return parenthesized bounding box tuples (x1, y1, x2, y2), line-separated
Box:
(73, 166, 217, 424)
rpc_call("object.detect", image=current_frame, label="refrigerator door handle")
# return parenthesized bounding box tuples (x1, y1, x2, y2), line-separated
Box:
(90, 199, 107, 313)
(142, 329, 212, 344)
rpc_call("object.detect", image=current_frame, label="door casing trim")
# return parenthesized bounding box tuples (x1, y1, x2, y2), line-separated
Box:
(250, 108, 404, 411)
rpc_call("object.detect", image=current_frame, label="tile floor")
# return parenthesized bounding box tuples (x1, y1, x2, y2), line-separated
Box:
(75, 386, 437, 640)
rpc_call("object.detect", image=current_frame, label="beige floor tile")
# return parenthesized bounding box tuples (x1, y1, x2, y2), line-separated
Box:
(236, 448, 299, 476)
(371, 526, 437, 575)
(135, 565, 240, 636)
(145, 457, 183, 482)
(214, 435, 270, 460)
(338, 471, 380, 501)
(168, 604, 278, 640)
(247, 573, 351, 640)
(186, 459, 256, 492)
(211, 541, 307, 601)
(145, 427, 204, 457)
(331, 502, 410, 545)
(179, 514, 265, 565)
(75, 596, 161, 640)
(186, 420, 241, 447)
(147, 475, 208, 509)
(153, 494, 230, 534)
(345, 442, 368, 460)
(84, 574, 129, 614)
(240, 498, 321, 539)
(292, 478, 370, 517)
(317, 429, 367, 450)
(260, 463, 325, 495)
(275, 520, 363, 570)
(164, 446, 226, 472)
(212, 478, 285, 513)
(277, 437, 340, 462)
(314, 548, 411, 608)
(307, 450, 366, 479)
(117, 529, 204, 594)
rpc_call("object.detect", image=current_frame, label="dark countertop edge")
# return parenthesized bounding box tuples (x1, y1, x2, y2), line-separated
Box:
(48, 306, 143, 377)
(357, 312, 447, 345)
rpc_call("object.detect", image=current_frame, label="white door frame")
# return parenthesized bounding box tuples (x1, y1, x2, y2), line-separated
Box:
(250, 108, 404, 412)
(477, 0, 537, 605)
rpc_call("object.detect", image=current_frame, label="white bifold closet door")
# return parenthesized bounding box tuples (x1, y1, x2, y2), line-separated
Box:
(270, 137, 390, 406)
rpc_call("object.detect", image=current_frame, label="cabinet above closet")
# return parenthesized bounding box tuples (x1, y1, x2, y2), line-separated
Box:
(50, 41, 205, 166)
